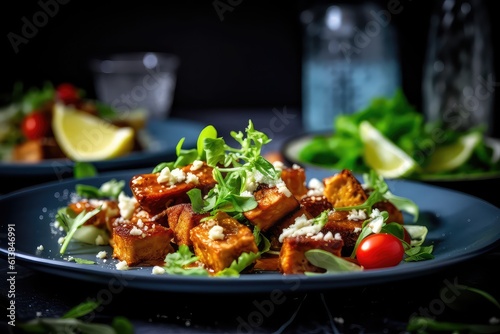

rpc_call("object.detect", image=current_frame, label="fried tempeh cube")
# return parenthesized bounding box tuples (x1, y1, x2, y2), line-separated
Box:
(166, 203, 209, 246)
(279, 235, 344, 275)
(189, 211, 258, 273)
(323, 169, 368, 208)
(129, 162, 216, 215)
(112, 219, 174, 267)
(243, 184, 300, 231)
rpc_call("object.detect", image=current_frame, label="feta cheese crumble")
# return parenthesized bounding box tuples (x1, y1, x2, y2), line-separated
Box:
(116, 260, 129, 270)
(118, 192, 137, 220)
(208, 225, 225, 240)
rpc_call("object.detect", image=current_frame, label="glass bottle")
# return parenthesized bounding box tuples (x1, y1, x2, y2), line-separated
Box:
(422, 0, 495, 134)
(301, 2, 402, 133)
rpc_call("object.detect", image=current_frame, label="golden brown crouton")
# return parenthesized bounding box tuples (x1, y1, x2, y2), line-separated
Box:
(190, 211, 258, 273)
(129, 162, 216, 215)
(166, 203, 210, 246)
(112, 220, 174, 267)
(243, 184, 300, 231)
(279, 235, 343, 275)
(323, 169, 368, 207)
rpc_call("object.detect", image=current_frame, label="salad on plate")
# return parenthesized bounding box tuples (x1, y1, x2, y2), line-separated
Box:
(0, 82, 148, 163)
(51, 121, 433, 277)
(293, 90, 500, 181)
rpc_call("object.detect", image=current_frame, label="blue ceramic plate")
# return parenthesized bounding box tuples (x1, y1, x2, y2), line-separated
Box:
(0, 118, 206, 177)
(0, 168, 499, 294)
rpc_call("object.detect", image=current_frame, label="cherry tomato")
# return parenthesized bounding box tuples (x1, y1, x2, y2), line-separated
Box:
(21, 112, 50, 140)
(56, 83, 79, 105)
(356, 233, 404, 269)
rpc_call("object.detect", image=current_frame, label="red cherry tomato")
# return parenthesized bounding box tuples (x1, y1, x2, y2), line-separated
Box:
(21, 112, 50, 140)
(356, 233, 404, 269)
(56, 83, 79, 105)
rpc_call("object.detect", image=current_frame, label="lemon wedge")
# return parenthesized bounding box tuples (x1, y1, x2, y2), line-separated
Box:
(423, 132, 482, 173)
(359, 120, 418, 178)
(52, 103, 135, 161)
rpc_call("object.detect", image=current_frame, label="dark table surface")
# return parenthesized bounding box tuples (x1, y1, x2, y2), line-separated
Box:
(1, 108, 500, 334)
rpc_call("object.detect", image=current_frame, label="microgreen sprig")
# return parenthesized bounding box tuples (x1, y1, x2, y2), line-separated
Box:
(57, 206, 101, 254)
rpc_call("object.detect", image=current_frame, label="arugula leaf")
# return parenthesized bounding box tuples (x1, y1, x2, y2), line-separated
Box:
(59, 207, 101, 254)
(407, 316, 500, 333)
(76, 179, 125, 200)
(163, 245, 209, 276)
(304, 249, 363, 275)
(73, 162, 98, 179)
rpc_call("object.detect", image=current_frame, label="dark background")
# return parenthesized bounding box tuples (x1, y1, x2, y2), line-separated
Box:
(1, 0, 498, 136)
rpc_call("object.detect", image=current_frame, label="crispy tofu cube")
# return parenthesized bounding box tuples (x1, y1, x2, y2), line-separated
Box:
(166, 203, 209, 246)
(280, 165, 308, 200)
(300, 195, 333, 218)
(322, 210, 363, 249)
(243, 184, 300, 231)
(112, 220, 174, 267)
(279, 235, 343, 275)
(267, 206, 313, 251)
(323, 169, 368, 207)
(189, 211, 258, 273)
(129, 162, 216, 215)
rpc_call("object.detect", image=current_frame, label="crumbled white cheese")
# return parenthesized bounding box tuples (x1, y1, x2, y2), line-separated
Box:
(118, 192, 137, 220)
(185, 172, 199, 185)
(279, 214, 323, 242)
(347, 209, 367, 221)
(152, 266, 166, 275)
(190, 160, 204, 170)
(157, 167, 187, 185)
(129, 226, 143, 236)
(208, 225, 225, 240)
(275, 179, 292, 197)
(354, 227, 362, 233)
(58, 237, 65, 245)
(96, 251, 107, 259)
(272, 160, 284, 171)
(36, 245, 44, 251)
(116, 260, 129, 270)
(307, 178, 324, 196)
(137, 219, 144, 228)
(368, 209, 384, 233)
(292, 164, 302, 170)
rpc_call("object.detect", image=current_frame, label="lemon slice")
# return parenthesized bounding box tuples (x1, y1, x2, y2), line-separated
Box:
(359, 120, 418, 178)
(52, 103, 135, 161)
(423, 132, 482, 173)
